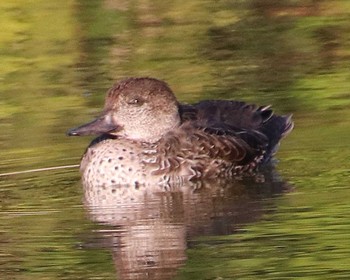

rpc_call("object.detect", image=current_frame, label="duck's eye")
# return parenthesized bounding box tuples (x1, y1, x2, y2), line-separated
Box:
(127, 97, 144, 106)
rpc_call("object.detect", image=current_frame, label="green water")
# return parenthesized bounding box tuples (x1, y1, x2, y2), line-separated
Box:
(1, 0, 350, 279)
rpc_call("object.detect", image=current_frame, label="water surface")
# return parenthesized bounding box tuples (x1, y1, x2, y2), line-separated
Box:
(1, 1, 350, 279)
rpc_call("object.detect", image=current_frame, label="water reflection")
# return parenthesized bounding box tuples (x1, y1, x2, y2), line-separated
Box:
(82, 165, 291, 280)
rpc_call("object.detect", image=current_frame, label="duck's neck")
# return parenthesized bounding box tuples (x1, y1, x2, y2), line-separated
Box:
(122, 113, 181, 143)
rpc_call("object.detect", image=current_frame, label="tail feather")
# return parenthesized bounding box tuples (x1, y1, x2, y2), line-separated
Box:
(260, 114, 294, 163)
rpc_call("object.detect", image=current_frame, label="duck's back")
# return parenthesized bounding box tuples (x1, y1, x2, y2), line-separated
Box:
(180, 100, 293, 163)
(180, 100, 272, 129)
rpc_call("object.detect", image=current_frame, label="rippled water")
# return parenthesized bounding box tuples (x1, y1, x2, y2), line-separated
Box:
(1, 1, 350, 279)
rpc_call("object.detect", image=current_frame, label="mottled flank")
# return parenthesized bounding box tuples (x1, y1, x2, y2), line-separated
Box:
(68, 77, 293, 186)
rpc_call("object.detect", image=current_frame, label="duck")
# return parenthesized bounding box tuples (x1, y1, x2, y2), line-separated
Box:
(67, 77, 293, 186)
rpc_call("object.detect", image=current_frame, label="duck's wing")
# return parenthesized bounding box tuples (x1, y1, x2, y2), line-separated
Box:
(142, 122, 269, 180)
(179, 100, 273, 129)
(192, 122, 269, 166)
(180, 100, 294, 163)
(142, 101, 293, 181)
(259, 114, 294, 162)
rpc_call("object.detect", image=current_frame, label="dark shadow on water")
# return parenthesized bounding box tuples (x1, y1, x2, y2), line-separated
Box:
(81, 165, 292, 280)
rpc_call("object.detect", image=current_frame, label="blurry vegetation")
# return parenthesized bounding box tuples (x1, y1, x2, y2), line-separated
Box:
(203, 0, 350, 111)
(0, 0, 84, 172)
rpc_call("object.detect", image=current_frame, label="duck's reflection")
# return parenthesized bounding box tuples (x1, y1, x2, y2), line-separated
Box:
(82, 166, 292, 280)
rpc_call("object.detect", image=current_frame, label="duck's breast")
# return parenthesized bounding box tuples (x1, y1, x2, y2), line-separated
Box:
(80, 138, 149, 186)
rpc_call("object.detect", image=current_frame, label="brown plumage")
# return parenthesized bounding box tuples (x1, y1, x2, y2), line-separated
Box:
(67, 77, 293, 186)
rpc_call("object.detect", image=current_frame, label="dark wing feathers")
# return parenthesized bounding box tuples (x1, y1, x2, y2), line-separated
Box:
(180, 99, 293, 162)
(260, 114, 294, 162)
(146, 100, 293, 180)
(180, 100, 273, 129)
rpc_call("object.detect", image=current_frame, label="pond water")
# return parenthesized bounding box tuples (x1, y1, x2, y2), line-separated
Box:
(1, 1, 350, 279)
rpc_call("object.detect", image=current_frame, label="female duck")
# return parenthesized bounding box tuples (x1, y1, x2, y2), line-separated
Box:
(68, 77, 293, 186)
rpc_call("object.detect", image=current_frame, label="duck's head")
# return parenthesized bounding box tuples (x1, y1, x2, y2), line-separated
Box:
(67, 77, 181, 142)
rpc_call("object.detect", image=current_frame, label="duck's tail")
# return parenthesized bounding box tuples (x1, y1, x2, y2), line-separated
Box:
(260, 114, 294, 163)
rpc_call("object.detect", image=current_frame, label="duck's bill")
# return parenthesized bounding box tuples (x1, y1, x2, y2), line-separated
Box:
(67, 116, 119, 136)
